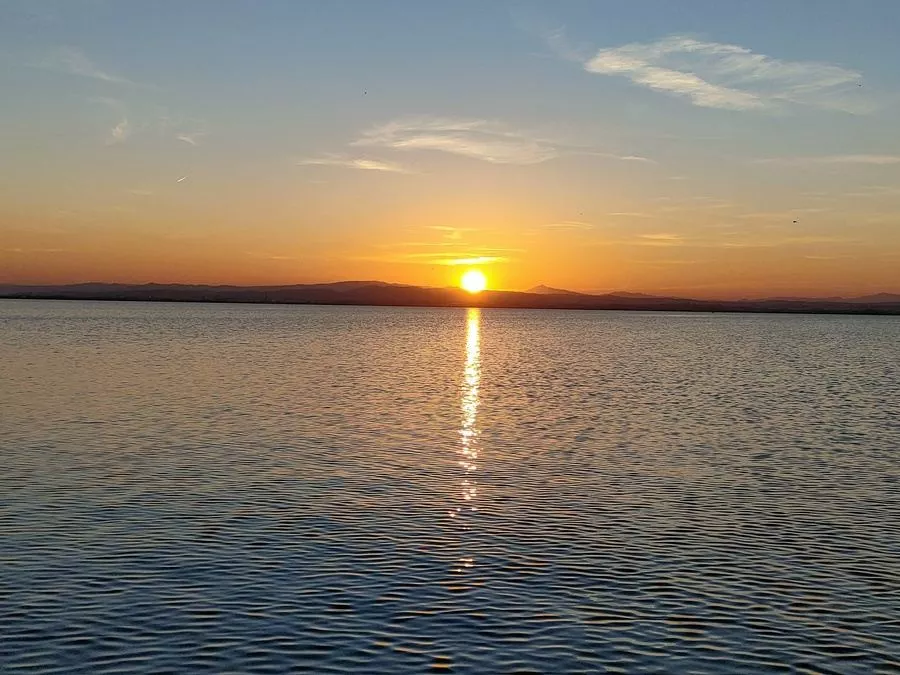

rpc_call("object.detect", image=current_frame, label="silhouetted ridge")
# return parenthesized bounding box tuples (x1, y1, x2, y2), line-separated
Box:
(1, 282, 898, 315)
(526, 285, 581, 295)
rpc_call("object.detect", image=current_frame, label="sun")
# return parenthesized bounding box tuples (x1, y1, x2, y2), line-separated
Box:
(461, 269, 487, 294)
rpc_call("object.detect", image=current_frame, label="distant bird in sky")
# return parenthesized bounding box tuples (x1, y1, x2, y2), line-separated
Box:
(793, 220, 798, 223)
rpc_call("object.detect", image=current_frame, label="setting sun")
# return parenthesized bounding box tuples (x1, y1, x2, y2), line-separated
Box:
(461, 269, 487, 294)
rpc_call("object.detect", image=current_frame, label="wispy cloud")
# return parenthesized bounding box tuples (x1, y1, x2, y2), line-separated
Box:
(362, 247, 516, 266)
(401, 248, 520, 258)
(577, 150, 657, 163)
(426, 226, 476, 240)
(40, 46, 136, 86)
(782, 235, 858, 245)
(583, 35, 867, 112)
(352, 117, 559, 165)
(89, 101, 206, 147)
(2, 248, 66, 254)
(638, 233, 684, 245)
(107, 118, 131, 144)
(440, 256, 508, 266)
(607, 212, 651, 218)
(754, 154, 900, 166)
(176, 132, 206, 146)
(158, 114, 208, 145)
(315, 115, 655, 167)
(547, 220, 595, 231)
(655, 197, 737, 214)
(297, 154, 412, 173)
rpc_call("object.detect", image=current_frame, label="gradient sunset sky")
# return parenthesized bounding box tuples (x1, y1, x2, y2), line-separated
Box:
(2, 0, 900, 298)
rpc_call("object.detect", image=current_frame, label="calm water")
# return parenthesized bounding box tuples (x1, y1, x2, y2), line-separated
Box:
(2, 300, 898, 674)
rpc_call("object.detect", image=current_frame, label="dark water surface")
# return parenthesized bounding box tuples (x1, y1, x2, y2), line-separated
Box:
(2, 300, 898, 673)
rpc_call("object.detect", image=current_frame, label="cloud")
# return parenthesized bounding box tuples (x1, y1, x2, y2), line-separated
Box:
(352, 117, 559, 165)
(2, 248, 65, 254)
(403, 248, 520, 257)
(656, 197, 736, 213)
(782, 235, 857, 245)
(107, 118, 131, 144)
(544, 220, 594, 229)
(297, 154, 411, 173)
(427, 226, 476, 240)
(584, 35, 866, 112)
(640, 233, 682, 240)
(754, 154, 900, 166)
(89, 102, 205, 146)
(158, 114, 208, 145)
(637, 233, 684, 246)
(314, 115, 655, 167)
(607, 212, 651, 218)
(176, 132, 206, 146)
(41, 46, 136, 86)
(576, 150, 657, 163)
(363, 248, 515, 266)
(439, 256, 508, 266)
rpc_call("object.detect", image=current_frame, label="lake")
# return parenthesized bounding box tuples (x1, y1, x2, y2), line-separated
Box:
(2, 300, 898, 673)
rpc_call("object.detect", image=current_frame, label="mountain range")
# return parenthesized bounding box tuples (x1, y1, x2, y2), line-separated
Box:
(2, 282, 899, 315)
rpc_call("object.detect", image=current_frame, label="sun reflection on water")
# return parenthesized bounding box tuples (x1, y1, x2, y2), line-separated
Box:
(460, 308, 480, 506)
(450, 308, 481, 573)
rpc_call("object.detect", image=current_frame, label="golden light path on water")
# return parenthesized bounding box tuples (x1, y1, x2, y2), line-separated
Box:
(451, 307, 480, 572)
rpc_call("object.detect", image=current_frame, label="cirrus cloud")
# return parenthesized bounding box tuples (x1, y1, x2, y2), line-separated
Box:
(37, 46, 150, 88)
(352, 116, 560, 165)
(583, 35, 868, 113)
(296, 154, 412, 173)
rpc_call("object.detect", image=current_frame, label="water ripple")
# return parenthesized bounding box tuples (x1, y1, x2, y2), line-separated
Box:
(1, 301, 898, 673)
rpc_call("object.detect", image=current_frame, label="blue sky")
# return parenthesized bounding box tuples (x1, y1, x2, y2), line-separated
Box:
(2, 0, 899, 296)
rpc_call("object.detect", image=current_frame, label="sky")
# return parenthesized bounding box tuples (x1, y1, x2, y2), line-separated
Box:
(2, 0, 900, 298)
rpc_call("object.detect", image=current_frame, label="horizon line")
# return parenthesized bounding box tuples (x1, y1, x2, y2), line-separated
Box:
(1, 279, 898, 303)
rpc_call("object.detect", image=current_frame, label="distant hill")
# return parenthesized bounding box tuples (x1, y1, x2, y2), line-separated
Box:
(763, 292, 900, 303)
(607, 291, 671, 300)
(850, 293, 900, 303)
(763, 296, 843, 302)
(529, 287, 678, 301)
(526, 285, 581, 295)
(1, 281, 899, 315)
